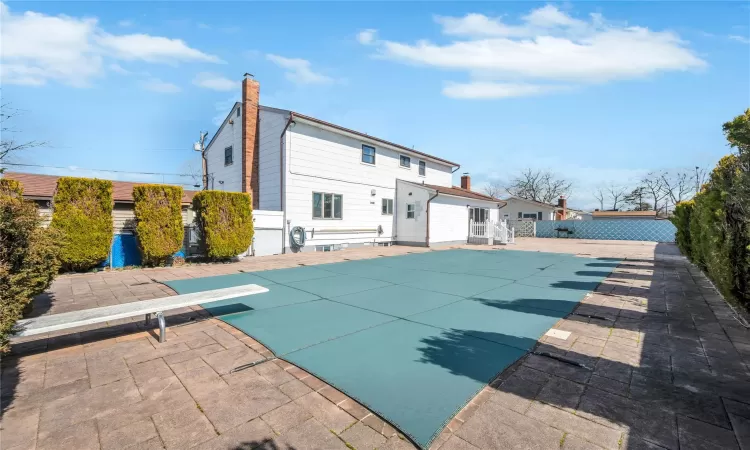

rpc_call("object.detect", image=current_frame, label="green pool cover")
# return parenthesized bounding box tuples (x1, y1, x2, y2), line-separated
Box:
(165, 249, 619, 448)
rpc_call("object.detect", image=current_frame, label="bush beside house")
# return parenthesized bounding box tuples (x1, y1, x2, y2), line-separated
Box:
(51, 177, 114, 271)
(193, 191, 254, 259)
(133, 184, 184, 266)
(672, 109, 750, 309)
(0, 179, 60, 352)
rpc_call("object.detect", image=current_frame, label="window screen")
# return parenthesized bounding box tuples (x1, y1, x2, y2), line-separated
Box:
(362, 145, 376, 164)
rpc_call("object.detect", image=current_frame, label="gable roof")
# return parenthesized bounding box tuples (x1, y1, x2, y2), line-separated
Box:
(502, 196, 559, 210)
(401, 180, 506, 204)
(2, 172, 198, 204)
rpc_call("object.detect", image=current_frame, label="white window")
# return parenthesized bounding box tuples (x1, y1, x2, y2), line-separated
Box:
(224, 146, 233, 166)
(418, 160, 426, 176)
(400, 155, 411, 168)
(406, 203, 415, 219)
(362, 145, 376, 165)
(470, 207, 489, 222)
(313, 192, 343, 219)
(382, 199, 393, 215)
(520, 213, 538, 220)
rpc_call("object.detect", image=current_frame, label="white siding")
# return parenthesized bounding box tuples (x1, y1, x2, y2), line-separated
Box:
(429, 196, 501, 245)
(499, 198, 556, 221)
(281, 122, 455, 251)
(258, 109, 287, 210)
(394, 179, 431, 245)
(205, 104, 243, 192)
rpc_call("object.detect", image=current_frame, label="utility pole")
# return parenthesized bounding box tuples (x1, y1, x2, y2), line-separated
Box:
(194, 132, 208, 190)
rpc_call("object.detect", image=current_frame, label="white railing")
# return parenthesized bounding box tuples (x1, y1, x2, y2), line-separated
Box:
(469, 220, 515, 245)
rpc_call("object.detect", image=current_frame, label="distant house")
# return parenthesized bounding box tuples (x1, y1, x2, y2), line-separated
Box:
(499, 197, 559, 221)
(2, 171, 199, 239)
(592, 210, 657, 220)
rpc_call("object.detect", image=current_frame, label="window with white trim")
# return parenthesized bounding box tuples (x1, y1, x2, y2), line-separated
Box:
(381, 199, 393, 215)
(406, 203, 415, 219)
(224, 146, 233, 166)
(418, 160, 426, 176)
(362, 145, 376, 165)
(400, 155, 411, 168)
(313, 192, 343, 219)
(470, 207, 489, 222)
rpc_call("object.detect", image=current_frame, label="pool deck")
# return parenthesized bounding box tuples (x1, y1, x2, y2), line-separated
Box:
(3, 239, 750, 450)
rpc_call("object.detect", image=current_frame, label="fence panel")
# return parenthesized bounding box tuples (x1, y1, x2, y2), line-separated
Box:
(512, 220, 536, 237)
(535, 220, 676, 242)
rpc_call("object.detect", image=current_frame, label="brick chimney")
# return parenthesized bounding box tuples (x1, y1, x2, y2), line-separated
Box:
(557, 196, 567, 220)
(460, 173, 471, 191)
(242, 75, 260, 209)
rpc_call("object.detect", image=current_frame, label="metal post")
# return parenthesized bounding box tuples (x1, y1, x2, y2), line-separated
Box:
(156, 312, 166, 343)
(145, 313, 151, 326)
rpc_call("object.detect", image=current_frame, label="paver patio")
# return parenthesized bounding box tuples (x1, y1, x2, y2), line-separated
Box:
(2, 239, 750, 450)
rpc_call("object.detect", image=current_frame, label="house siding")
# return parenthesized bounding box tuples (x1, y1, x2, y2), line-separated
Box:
(429, 195, 500, 245)
(500, 198, 556, 221)
(282, 122, 454, 251)
(258, 108, 287, 210)
(205, 104, 243, 192)
(394, 179, 431, 246)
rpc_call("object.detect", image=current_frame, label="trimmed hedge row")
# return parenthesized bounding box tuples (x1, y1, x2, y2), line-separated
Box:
(1, 179, 60, 352)
(672, 109, 750, 309)
(133, 184, 184, 266)
(193, 191, 253, 259)
(51, 177, 113, 271)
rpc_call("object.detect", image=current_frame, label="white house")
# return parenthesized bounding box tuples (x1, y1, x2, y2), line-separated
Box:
(499, 196, 559, 221)
(203, 76, 506, 253)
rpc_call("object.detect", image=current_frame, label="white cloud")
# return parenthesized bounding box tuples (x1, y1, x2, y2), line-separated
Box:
(266, 54, 333, 85)
(212, 96, 239, 126)
(443, 81, 568, 99)
(729, 35, 750, 44)
(0, 2, 222, 87)
(364, 5, 706, 99)
(108, 63, 131, 74)
(141, 78, 181, 93)
(192, 72, 237, 91)
(357, 29, 378, 45)
(118, 19, 134, 27)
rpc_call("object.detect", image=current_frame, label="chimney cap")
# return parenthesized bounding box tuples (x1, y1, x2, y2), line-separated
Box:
(243, 73, 254, 79)
(462, 172, 469, 176)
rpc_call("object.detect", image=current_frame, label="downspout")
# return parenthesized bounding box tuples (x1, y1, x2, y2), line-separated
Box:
(279, 113, 295, 254)
(425, 190, 439, 247)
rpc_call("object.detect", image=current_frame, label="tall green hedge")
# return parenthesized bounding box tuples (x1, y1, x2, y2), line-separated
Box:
(51, 177, 113, 271)
(193, 191, 253, 259)
(672, 109, 750, 309)
(1, 180, 61, 352)
(133, 184, 184, 266)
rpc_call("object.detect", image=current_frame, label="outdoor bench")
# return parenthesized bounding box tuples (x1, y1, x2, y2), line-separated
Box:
(12, 284, 268, 344)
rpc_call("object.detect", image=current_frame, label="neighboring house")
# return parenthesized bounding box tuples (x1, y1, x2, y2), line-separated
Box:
(204, 75, 505, 252)
(499, 196, 558, 221)
(592, 210, 658, 220)
(567, 209, 593, 221)
(1, 172, 199, 250)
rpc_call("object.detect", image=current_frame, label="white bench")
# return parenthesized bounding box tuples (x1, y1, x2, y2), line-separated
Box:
(13, 284, 269, 343)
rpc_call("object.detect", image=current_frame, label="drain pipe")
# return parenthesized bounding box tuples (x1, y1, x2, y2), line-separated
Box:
(425, 190, 439, 247)
(279, 113, 295, 254)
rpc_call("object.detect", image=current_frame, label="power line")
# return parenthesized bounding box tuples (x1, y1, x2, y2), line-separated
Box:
(1, 162, 198, 178)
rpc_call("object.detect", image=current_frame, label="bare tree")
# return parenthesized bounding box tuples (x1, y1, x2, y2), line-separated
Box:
(506, 169, 572, 204)
(0, 103, 46, 172)
(661, 169, 693, 211)
(693, 166, 708, 194)
(593, 187, 606, 210)
(606, 184, 629, 210)
(482, 180, 505, 199)
(640, 172, 669, 215)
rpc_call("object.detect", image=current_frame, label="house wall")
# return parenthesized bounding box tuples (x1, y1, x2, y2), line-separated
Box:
(499, 199, 556, 221)
(205, 104, 243, 192)
(429, 196, 501, 246)
(394, 179, 431, 246)
(251, 210, 284, 256)
(257, 108, 287, 210)
(281, 122, 454, 251)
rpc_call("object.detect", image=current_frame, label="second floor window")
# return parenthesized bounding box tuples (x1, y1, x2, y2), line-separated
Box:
(224, 146, 233, 166)
(419, 160, 426, 176)
(362, 145, 376, 165)
(313, 192, 343, 219)
(400, 155, 411, 168)
(382, 199, 393, 215)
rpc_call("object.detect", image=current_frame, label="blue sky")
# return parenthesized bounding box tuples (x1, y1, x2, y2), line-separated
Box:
(2, 1, 748, 208)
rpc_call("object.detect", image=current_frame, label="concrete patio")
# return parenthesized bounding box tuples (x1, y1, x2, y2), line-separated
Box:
(2, 239, 750, 450)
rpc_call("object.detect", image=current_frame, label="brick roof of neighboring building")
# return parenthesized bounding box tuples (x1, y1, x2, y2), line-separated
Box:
(2, 172, 198, 204)
(416, 182, 507, 204)
(592, 210, 657, 217)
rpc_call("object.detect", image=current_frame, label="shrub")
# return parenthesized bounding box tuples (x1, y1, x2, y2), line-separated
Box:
(193, 191, 253, 259)
(133, 184, 184, 266)
(50, 177, 113, 271)
(671, 200, 693, 257)
(0, 182, 61, 352)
